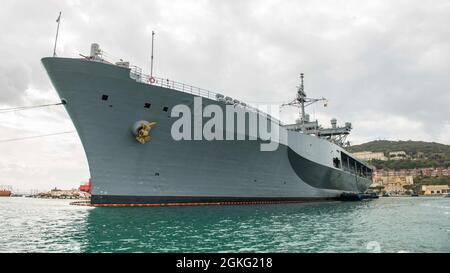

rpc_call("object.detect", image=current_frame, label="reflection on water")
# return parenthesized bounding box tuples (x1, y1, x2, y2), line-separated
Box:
(83, 201, 364, 253)
(1, 197, 449, 252)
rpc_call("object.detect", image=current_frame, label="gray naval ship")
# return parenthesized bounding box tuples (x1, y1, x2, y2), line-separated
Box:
(42, 43, 372, 205)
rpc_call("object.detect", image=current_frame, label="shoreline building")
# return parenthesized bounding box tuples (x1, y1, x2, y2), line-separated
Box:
(373, 167, 450, 178)
(353, 151, 387, 161)
(372, 171, 414, 194)
(389, 151, 408, 160)
(421, 185, 450, 195)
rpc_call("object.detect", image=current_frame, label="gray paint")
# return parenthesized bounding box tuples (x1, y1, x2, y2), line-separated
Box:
(287, 148, 371, 192)
(41, 57, 372, 204)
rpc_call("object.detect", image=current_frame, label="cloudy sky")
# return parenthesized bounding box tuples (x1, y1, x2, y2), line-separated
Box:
(1, 0, 449, 192)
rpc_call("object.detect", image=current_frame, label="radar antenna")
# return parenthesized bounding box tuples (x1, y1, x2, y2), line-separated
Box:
(282, 73, 352, 147)
(281, 73, 327, 125)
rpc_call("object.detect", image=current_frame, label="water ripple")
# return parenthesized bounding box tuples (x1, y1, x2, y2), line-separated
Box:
(1, 197, 449, 252)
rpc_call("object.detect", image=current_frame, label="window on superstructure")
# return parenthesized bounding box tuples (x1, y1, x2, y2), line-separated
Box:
(350, 158, 356, 175)
(102, 95, 109, 101)
(144, 103, 151, 109)
(356, 163, 361, 176)
(163, 106, 169, 112)
(341, 153, 349, 172)
(333, 157, 341, 169)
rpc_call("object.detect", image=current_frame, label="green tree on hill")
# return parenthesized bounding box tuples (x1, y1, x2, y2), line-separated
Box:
(347, 140, 450, 169)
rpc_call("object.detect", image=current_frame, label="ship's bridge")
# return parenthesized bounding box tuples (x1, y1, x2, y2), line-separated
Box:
(284, 116, 352, 147)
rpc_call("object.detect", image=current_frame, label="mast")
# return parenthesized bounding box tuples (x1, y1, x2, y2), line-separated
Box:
(298, 73, 306, 123)
(282, 73, 353, 147)
(150, 31, 155, 78)
(53, 12, 62, 57)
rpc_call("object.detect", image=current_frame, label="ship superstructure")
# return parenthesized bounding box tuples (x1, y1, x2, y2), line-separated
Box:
(282, 73, 352, 147)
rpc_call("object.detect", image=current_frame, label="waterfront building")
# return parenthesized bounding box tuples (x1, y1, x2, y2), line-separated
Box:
(409, 169, 420, 176)
(389, 151, 408, 160)
(444, 168, 449, 176)
(373, 169, 388, 177)
(36, 188, 91, 199)
(373, 173, 413, 194)
(421, 185, 450, 195)
(431, 169, 437, 177)
(414, 152, 425, 159)
(421, 168, 432, 177)
(375, 168, 450, 178)
(353, 151, 387, 161)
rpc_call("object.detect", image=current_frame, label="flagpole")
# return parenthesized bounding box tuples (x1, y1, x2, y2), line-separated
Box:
(150, 31, 155, 78)
(53, 12, 62, 57)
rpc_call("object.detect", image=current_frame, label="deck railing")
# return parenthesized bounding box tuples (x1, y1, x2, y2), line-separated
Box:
(82, 47, 287, 129)
(129, 65, 284, 125)
(130, 66, 218, 100)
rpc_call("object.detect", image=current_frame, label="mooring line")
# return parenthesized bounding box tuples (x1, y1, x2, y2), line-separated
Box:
(0, 131, 75, 143)
(0, 102, 64, 114)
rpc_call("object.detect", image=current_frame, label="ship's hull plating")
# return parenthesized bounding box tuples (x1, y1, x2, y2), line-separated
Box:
(42, 57, 372, 205)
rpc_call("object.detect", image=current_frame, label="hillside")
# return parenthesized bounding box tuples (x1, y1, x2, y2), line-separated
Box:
(347, 140, 450, 169)
(348, 140, 450, 155)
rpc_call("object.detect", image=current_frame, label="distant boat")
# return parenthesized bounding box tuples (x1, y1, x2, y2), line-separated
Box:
(365, 192, 379, 199)
(10, 194, 25, 197)
(0, 190, 12, 197)
(358, 192, 379, 199)
(382, 193, 390, 197)
(411, 193, 419, 197)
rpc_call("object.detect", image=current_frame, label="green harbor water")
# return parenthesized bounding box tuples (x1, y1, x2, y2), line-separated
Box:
(0, 197, 449, 253)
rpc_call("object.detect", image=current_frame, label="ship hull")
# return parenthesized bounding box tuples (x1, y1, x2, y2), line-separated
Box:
(42, 57, 372, 205)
